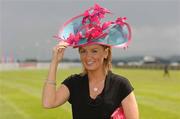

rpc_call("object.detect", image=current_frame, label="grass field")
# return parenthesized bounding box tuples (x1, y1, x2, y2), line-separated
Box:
(0, 68, 180, 119)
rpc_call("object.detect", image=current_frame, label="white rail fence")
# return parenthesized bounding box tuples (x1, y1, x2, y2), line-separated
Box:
(0, 62, 82, 71)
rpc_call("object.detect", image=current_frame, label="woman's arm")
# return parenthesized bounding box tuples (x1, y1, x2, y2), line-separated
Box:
(121, 92, 139, 119)
(42, 41, 70, 108)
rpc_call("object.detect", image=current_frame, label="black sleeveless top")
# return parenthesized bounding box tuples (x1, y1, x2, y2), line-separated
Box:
(62, 71, 134, 119)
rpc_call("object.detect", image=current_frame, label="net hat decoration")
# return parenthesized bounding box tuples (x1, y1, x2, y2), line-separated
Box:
(54, 4, 132, 48)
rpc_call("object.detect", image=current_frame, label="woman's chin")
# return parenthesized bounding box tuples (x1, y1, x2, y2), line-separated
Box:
(85, 67, 96, 71)
(84, 65, 97, 71)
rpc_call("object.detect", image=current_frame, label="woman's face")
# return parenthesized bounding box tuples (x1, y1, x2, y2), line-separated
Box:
(79, 44, 108, 72)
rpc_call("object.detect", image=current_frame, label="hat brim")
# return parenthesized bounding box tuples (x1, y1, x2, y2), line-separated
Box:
(58, 14, 84, 40)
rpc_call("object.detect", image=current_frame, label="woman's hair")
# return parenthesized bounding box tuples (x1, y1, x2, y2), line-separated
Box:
(79, 45, 112, 75)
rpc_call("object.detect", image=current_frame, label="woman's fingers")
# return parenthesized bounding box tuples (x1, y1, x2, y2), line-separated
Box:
(53, 42, 67, 52)
(57, 41, 69, 52)
(54, 41, 68, 51)
(58, 40, 69, 47)
(52, 41, 69, 62)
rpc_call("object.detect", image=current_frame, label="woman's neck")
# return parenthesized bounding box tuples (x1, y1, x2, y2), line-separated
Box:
(87, 69, 106, 83)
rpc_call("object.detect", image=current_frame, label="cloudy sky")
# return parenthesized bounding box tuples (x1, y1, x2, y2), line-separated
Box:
(1, 0, 180, 61)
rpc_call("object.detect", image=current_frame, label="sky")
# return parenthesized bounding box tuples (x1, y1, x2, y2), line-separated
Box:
(1, 0, 180, 61)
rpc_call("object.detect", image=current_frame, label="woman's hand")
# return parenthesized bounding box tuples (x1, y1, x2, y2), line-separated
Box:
(52, 41, 69, 63)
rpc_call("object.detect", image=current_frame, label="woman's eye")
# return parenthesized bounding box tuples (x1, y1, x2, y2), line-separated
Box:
(92, 50, 98, 53)
(80, 50, 86, 54)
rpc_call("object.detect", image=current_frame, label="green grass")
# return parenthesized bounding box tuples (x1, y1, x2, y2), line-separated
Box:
(0, 68, 180, 119)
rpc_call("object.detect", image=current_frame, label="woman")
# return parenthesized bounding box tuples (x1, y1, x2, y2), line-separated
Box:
(42, 4, 139, 119)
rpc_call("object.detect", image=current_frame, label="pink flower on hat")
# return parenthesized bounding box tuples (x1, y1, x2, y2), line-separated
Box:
(66, 33, 82, 45)
(82, 4, 111, 25)
(115, 17, 127, 26)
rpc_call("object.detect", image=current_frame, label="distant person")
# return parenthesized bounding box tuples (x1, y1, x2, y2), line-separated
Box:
(42, 4, 139, 119)
(163, 64, 170, 78)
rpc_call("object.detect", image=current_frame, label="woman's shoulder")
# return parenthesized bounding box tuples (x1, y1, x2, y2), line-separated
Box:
(64, 73, 86, 83)
(67, 73, 85, 79)
(110, 71, 128, 82)
(108, 71, 132, 87)
(62, 73, 86, 87)
(67, 73, 82, 79)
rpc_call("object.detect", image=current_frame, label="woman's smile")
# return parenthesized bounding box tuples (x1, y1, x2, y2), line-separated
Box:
(86, 61, 95, 65)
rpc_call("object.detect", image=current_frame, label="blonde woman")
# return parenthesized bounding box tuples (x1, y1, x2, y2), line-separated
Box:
(42, 4, 139, 119)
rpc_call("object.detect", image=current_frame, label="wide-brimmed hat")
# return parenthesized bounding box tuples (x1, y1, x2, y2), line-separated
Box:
(54, 4, 132, 48)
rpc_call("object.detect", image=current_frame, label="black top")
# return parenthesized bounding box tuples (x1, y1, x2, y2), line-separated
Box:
(62, 71, 134, 119)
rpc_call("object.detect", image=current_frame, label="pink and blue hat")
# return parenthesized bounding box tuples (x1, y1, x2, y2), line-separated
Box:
(54, 4, 132, 48)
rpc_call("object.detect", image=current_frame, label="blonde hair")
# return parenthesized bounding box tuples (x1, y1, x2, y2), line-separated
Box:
(79, 45, 112, 75)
